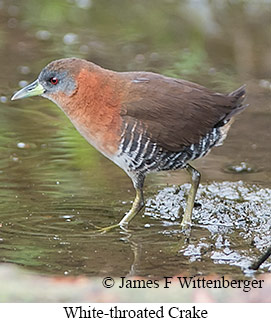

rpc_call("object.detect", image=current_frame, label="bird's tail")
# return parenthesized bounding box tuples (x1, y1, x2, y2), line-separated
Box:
(215, 85, 248, 146)
(226, 84, 248, 120)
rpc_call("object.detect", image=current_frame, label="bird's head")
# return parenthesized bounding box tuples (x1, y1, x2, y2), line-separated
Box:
(11, 58, 99, 109)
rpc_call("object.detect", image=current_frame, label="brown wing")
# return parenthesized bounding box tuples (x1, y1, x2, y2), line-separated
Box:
(120, 72, 246, 152)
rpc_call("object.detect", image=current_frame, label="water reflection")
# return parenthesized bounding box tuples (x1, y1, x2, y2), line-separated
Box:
(0, 0, 270, 278)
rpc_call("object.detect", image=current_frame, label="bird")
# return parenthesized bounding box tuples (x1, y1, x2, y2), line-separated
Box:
(11, 57, 247, 231)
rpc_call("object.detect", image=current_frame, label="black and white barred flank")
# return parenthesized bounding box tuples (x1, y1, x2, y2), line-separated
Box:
(116, 120, 222, 175)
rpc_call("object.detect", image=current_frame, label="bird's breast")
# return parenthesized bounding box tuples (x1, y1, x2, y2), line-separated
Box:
(50, 69, 127, 160)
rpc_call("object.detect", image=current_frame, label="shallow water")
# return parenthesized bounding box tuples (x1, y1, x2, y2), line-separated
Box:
(0, 0, 270, 279)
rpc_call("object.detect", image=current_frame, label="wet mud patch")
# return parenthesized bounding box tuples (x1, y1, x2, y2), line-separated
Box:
(145, 181, 271, 274)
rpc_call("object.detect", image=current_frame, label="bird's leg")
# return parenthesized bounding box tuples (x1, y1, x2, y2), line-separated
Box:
(119, 187, 144, 227)
(180, 164, 201, 227)
(97, 173, 145, 232)
(119, 173, 145, 227)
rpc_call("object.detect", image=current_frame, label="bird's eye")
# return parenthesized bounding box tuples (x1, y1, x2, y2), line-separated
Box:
(49, 77, 59, 85)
